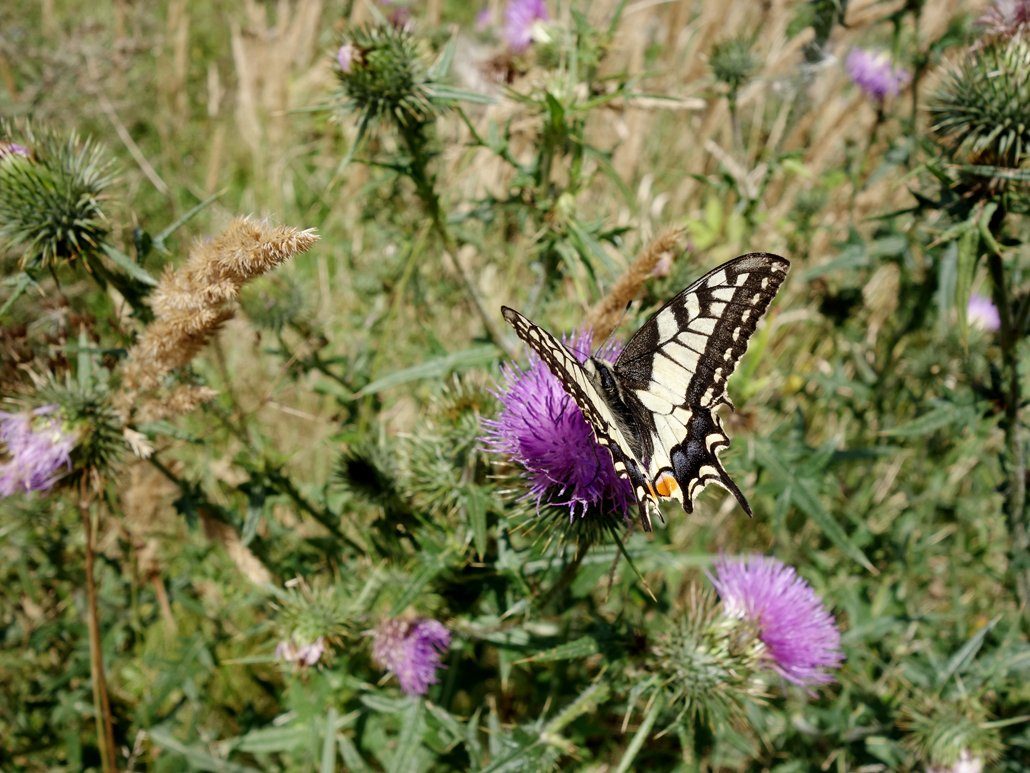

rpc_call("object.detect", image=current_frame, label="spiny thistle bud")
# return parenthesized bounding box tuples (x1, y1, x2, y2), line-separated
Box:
(0, 125, 117, 271)
(928, 34, 1030, 170)
(1, 385, 125, 496)
(652, 586, 768, 725)
(710, 36, 757, 94)
(901, 698, 1001, 772)
(239, 274, 304, 333)
(272, 579, 350, 668)
(336, 24, 439, 129)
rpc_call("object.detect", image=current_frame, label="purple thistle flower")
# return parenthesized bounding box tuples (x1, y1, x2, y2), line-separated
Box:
(845, 48, 910, 102)
(276, 636, 326, 667)
(482, 332, 636, 520)
(504, 0, 548, 52)
(372, 617, 451, 696)
(711, 555, 844, 686)
(967, 293, 1001, 332)
(337, 43, 355, 74)
(0, 405, 76, 496)
(979, 0, 1030, 39)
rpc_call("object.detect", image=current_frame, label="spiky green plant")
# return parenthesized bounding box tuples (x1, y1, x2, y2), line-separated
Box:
(928, 34, 1030, 170)
(901, 699, 1002, 771)
(36, 381, 125, 490)
(710, 36, 757, 95)
(0, 125, 117, 271)
(336, 24, 440, 130)
(650, 587, 768, 726)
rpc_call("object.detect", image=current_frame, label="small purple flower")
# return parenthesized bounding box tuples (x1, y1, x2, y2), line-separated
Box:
(0, 406, 76, 496)
(337, 43, 355, 74)
(979, 0, 1030, 38)
(504, 0, 548, 52)
(967, 293, 1000, 332)
(372, 618, 451, 696)
(0, 142, 29, 160)
(845, 48, 910, 102)
(276, 635, 326, 666)
(711, 555, 844, 686)
(482, 332, 635, 520)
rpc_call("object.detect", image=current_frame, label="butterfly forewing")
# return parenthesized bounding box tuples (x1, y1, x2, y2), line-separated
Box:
(613, 253, 789, 518)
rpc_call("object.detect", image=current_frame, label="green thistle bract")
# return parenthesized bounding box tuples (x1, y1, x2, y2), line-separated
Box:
(337, 24, 438, 129)
(0, 126, 116, 270)
(901, 698, 1002, 771)
(928, 34, 1030, 169)
(652, 587, 767, 726)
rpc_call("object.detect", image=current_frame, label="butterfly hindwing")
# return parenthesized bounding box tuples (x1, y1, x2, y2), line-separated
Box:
(501, 252, 789, 531)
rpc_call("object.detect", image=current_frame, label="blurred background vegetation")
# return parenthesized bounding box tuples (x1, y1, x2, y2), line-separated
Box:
(1, 0, 1028, 769)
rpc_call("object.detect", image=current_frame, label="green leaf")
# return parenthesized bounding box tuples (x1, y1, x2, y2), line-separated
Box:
(101, 243, 157, 286)
(355, 346, 499, 398)
(881, 401, 978, 438)
(390, 698, 426, 773)
(147, 727, 260, 773)
(321, 707, 338, 773)
(524, 635, 600, 663)
(614, 692, 663, 773)
(941, 616, 999, 686)
(754, 440, 876, 573)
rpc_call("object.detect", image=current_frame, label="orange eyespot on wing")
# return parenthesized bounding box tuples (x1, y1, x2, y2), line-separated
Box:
(654, 472, 680, 498)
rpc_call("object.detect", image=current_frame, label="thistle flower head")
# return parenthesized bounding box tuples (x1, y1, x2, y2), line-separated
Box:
(336, 24, 439, 128)
(928, 34, 1030, 169)
(902, 698, 1001, 773)
(979, 0, 1030, 40)
(372, 617, 451, 696)
(0, 125, 117, 270)
(845, 48, 910, 102)
(273, 579, 349, 668)
(0, 406, 76, 496)
(504, 0, 549, 52)
(710, 36, 758, 94)
(710, 555, 844, 686)
(652, 586, 768, 724)
(482, 332, 635, 524)
(967, 293, 1001, 332)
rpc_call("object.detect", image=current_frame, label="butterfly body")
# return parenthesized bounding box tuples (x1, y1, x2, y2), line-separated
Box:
(501, 253, 789, 531)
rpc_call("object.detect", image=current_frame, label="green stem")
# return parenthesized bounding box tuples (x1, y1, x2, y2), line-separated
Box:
(987, 248, 1029, 614)
(400, 126, 515, 358)
(80, 480, 118, 773)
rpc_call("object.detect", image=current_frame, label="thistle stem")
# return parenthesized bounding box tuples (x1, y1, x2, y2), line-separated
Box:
(987, 249, 1029, 613)
(399, 126, 515, 359)
(80, 480, 118, 773)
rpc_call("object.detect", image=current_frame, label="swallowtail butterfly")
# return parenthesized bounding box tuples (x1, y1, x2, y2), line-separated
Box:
(501, 253, 789, 531)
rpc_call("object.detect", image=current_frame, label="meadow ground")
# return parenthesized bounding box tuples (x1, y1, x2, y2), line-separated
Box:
(1, 0, 1028, 770)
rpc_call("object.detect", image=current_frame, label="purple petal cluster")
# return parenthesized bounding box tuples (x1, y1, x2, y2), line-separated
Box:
(845, 48, 910, 102)
(372, 617, 451, 696)
(504, 0, 548, 52)
(711, 555, 844, 686)
(967, 293, 1001, 332)
(979, 0, 1030, 38)
(0, 142, 29, 160)
(482, 332, 635, 520)
(0, 406, 76, 496)
(276, 636, 326, 667)
(337, 43, 355, 74)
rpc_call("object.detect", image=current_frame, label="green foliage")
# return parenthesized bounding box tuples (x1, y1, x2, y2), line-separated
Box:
(1, 1, 1029, 771)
